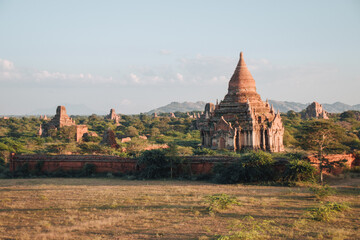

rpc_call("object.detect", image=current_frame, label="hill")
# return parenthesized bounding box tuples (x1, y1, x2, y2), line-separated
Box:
(146, 101, 206, 114)
(147, 100, 360, 114)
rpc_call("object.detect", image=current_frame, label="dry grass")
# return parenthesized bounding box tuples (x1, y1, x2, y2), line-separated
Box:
(0, 178, 359, 239)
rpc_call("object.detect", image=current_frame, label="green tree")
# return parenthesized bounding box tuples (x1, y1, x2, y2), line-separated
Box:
(302, 120, 347, 184)
(125, 126, 139, 137)
(150, 127, 160, 137)
(138, 149, 169, 179)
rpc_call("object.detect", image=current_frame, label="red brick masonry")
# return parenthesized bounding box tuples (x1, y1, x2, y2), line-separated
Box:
(9, 154, 238, 175)
(9, 153, 358, 176)
(307, 154, 358, 174)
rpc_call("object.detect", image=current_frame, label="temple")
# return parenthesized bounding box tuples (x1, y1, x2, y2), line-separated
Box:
(198, 52, 284, 152)
(41, 106, 88, 142)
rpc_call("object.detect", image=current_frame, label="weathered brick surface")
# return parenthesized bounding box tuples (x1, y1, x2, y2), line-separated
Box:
(302, 102, 329, 119)
(10, 153, 357, 176)
(9, 154, 238, 175)
(307, 154, 357, 174)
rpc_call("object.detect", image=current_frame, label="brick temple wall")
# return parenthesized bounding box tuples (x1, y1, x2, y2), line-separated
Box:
(9, 154, 138, 174)
(9, 153, 358, 176)
(307, 153, 358, 174)
(9, 154, 239, 175)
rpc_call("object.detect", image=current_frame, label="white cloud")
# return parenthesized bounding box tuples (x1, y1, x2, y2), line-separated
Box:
(176, 73, 184, 82)
(130, 73, 140, 83)
(159, 49, 172, 55)
(0, 58, 115, 86)
(120, 99, 131, 105)
(0, 59, 15, 70)
(0, 54, 354, 106)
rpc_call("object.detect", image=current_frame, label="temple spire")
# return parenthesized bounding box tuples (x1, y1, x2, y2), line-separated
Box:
(223, 51, 261, 104)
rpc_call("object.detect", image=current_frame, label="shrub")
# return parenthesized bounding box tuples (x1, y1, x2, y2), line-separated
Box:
(0, 167, 11, 178)
(193, 148, 217, 156)
(213, 151, 276, 184)
(33, 160, 44, 176)
(307, 202, 349, 222)
(0, 157, 5, 166)
(213, 161, 244, 184)
(15, 163, 30, 177)
(82, 163, 96, 177)
(216, 216, 278, 239)
(283, 160, 316, 182)
(205, 194, 240, 213)
(309, 185, 336, 200)
(138, 149, 169, 179)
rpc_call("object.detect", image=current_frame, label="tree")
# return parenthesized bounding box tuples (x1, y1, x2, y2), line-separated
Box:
(150, 127, 160, 137)
(125, 126, 139, 137)
(138, 149, 169, 179)
(302, 120, 347, 184)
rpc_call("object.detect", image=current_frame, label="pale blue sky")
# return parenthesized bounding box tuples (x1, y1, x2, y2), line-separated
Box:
(0, 0, 359, 115)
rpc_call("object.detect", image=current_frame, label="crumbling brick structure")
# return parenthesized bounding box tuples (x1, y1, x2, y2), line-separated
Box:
(41, 106, 88, 142)
(302, 102, 329, 119)
(106, 108, 121, 123)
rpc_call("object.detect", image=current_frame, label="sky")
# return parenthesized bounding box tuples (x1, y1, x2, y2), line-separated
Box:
(0, 0, 359, 115)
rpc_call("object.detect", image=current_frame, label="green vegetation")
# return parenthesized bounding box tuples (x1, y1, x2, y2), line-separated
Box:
(308, 185, 337, 200)
(216, 216, 279, 240)
(0, 114, 200, 162)
(204, 193, 241, 213)
(213, 151, 316, 184)
(1, 110, 360, 184)
(282, 110, 360, 153)
(307, 202, 350, 222)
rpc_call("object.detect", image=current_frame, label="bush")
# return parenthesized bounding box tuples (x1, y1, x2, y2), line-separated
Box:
(82, 163, 96, 177)
(138, 149, 169, 179)
(0, 157, 5, 166)
(33, 160, 44, 176)
(213, 151, 276, 184)
(15, 163, 30, 177)
(309, 185, 336, 200)
(283, 160, 316, 182)
(193, 148, 217, 156)
(205, 194, 240, 213)
(0, 167, 11, 178)
(307, 202, 349, 222)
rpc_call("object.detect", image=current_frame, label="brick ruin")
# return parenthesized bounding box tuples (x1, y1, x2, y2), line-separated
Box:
(41, 106, 88, 142)
(302, 102, 329, 119)
(198, 52, 284, 152)
(102, 128, 120, 148)
(106, 108, 121, 123)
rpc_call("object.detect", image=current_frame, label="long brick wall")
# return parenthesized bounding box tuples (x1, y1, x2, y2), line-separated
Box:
(9, 154, 138, 174)
(9, 154, 240, 175)
(9, 153, 359, 176)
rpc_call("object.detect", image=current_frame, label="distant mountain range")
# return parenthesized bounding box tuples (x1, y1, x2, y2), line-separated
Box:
(22, 101, 360, 117)
(147, 100, 360, 114)
(146, 101, 207, 114)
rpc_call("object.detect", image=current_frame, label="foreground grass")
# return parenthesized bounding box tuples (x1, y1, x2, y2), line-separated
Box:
(0, 178, 359, 239)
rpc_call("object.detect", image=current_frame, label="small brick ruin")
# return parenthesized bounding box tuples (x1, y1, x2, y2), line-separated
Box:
(102, 128, 120, 148)
(302, 102, 329, 119)
(41, 106, 88, 142)
(106, 109, 121, 123)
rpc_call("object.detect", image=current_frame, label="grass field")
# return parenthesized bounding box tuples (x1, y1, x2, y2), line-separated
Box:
(0, 178, 359, 239)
